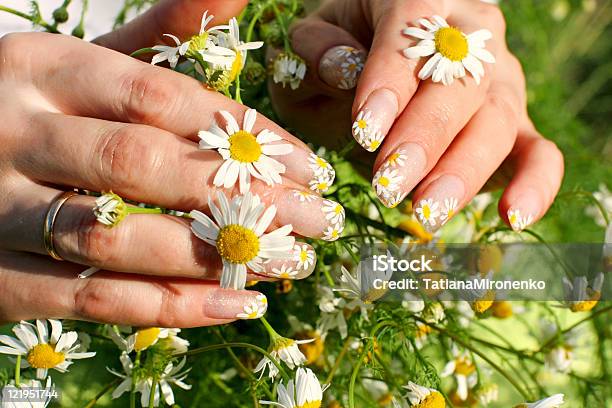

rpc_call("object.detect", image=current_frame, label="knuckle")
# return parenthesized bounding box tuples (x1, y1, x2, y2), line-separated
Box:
(96, 124, 159, 190)
(480, 4, 506, 33)
(117, 69, 176, 125)
(153, 282, 182, 327)
(486, 92, 518, 130)
(74, 211, 116, 266)
(73, 279, 110, 322)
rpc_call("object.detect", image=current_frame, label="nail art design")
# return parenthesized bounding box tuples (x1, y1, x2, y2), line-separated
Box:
(372, 149, 408, 208)
(440, 197, 459, 224)
(415, 199, 441, 230)
(294, 243, 315, 271)
(322, 224, 344, 241)
(352, 110, 384, 152)
(508, 209, 533, 232)
(236, 294, 268, 319)
(322, 199, 346, 225)
(270, 264, 298, 279)
(293, 190, 317, 202)
(307, 153, 336, 193)
(319, 45, 365, 90)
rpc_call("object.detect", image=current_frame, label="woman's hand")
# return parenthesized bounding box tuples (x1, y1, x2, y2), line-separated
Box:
(270, 0, 564, 232)
(0, 30, 342, 326)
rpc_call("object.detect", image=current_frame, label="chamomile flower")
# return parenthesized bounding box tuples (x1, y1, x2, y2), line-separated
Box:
(335, 264, 390, 314)
(236, 294, 268, 319)
(260, 367, 327, 408)
(402, 15, 495, 85)
(199, 109, 293, 193)
(322, 223, 344, 242)
(352, 110, 383, 151)
(293, 190, 317, 202)
(254, 336, 314, 379)
(273, 52, 307, 90)
(322, 200, 346, 225)
(508, 208, 533, 232)
(109, 354, 192, 408)
(403, 381, 446, 408)
(561, 273, 604, 312)
(544, 345, 573, 373)
(415, 199, 440, 228)
(294, 243, 315, 271)
(373, 167, 403, 199)
(308, 153, 335, 178)
(151, 34, 184, 68)
(109, 327, 189, 354)
(270, 264, 299, 279)
(476, 384, 499, 406)
(440, 197, 458, 223)
(585, 183, 612, 227)
(190, 192, 295, 290)
(318, 286, 348, 339)
(0, 320, 95, 379)
(441, 349, 477, 401)
(513, 394, 565, 408)
(93, 192, 127, 227)
(309, 173, 334, 193)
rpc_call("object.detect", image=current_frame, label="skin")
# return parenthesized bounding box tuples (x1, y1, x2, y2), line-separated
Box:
(270, 0, 564, 228)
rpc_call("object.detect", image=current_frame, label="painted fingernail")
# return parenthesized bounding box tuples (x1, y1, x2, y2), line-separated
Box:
(307, 153, 336, 193)
(260, 243, 317, 279)
(321, 199, 346, 241)
(319, 45, 366, 90)
(205, 290, 267, 320)
(414, 174, 465, 232)
(507, 192, 539, 232)
(372, 143, 427, 208)
(352, 88, 399, 152)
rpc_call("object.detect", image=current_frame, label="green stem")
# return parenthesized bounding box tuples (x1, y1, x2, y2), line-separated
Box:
(234, 74, 243, 104)
(325, 336, 351, 384)
(14, 355, 21, 387)
(246, 3, 268, 43)
(0, 5, 59, 32)
(557, 190, 610, 225)
(271, 3, 292, 52)
(148, 378, 157, 408)
(83, 378, 121, 408)
(130, 350, 141, 408)
(126, 207, 164, 215)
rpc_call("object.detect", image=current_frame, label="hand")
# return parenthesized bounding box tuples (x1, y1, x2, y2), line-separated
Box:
(0, 27, 342, 325)
(270, 0, 564, 232)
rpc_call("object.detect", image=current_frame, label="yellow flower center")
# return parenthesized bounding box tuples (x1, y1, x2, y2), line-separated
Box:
(387, 153, 400, 165)
(454, 358, 475, 376)
(26, 344, 65, 369)
(378, 393, 394, 406)
(357, 119, 368, 129)
(334, 204, 343, 214)
(509, 213, 518, 225)
(187, 33, 209, 55)
(491, 301, 513, 318)
(300, 250, 308, 262)
(378, 176, 390, 187)
(317, 182, 328, 191)
(570, 291, 600, 312)
(423, 205, 431, 220)
(473, 290, 496, 314)
(434, 27, 468, 61)
(414, 391, 446, 408)
(216, 224, 260, 264)
(272, 337, 295, 352)
(297, 402, 321, 408)
(369, 140, 381, 151)
(315, 157, 328, 168)
(229, 52, 243, 82)
(330, 229, 339, 239)
(134, 327, 162, 351)
(228, 130, 262, 163)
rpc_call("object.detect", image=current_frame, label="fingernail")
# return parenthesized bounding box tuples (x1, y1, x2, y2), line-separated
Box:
(205, 290, 267, 320)
(414, 174, 465, 232)
(260, 243, 317, 279)
(319, 45, 366, 90)
(352, 88, 399, 152)
(372, 143, 427, 208)
(321, 199, 345, 241)
(507, 191, 539, 232)
(307, 153, 336, 193)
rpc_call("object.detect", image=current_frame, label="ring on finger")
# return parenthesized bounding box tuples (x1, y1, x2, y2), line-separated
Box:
(43, 191, 79, 261)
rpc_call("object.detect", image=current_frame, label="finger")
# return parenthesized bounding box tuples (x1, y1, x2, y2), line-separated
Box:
(2, 183, 318, 279)
(499, 129, 564, 232)
(0, 250, 268, 327)
(93, 0, 249, 54)
(290, 18, 367, 91)
(408, 90, 518, 231)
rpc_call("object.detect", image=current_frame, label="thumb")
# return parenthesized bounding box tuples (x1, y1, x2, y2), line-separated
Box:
(290, 17, 367, 92)
(93, 0, 249, 54)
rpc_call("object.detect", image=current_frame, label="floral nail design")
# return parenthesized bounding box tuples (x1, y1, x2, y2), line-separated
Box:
(293, 190, 317, 202)
(307, 153, 336, 193)
(440, 197, 459, 224)
(352, 110, 384, 152)
(294, 243, 315, 271)
(335, 46, 365, 90)
(415, 198, 441, 230)
(269, 264, 298, 279)
(508, 208, 533, 232)
(372, 149, 407, 208)
(320, 199, 345, 242)
(236, 294, 268, 319)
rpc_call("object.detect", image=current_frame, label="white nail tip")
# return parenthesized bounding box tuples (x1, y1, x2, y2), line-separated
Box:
(507, 209, 533, 232)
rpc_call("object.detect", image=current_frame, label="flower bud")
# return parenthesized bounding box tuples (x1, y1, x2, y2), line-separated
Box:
(52, 7, 69, 23)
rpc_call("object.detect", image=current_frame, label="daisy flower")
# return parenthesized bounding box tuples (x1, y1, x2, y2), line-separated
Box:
(272, 52, 307, 90)
(110, 354, 192, 408)
(513, 394, 565, 408)
(318, 286, 348, 339)
(151, 34, 184, 68)
(190, 192, 295, 290)
(309, 173, 335, 194)
(508, 208, 533, 232)
(308, 153, 335, 178)
(440, 197, 459, 223)
(352, 110, 374, 143)
(544, 345, 572, 373)
(260, 367, 327, 408)
(293, 190, 317, 203)
(402, 15, 495, 85)
(415, 199, 440, 228)
(254, 336, 314, 379)
(441, 349, 477, 401)
(562, 273, 604, 312)
(93, 192, 127, 227)
(109, 327, 189, 354)
(199, 109, 293, 193)
(0, 320, 95, 379)
(386, 151, 407, 167)
(294, 243, 315, 271)
(476, 383, 499, 406)
(403, 381, 445, 408)
(322, 223, 344, 242)
(373, 167, 403, 199)
(322, 199, 345, 225)
(270, 264, 299, 279)
(237, 294, 268, 319)
(211, 17, 264, 81)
